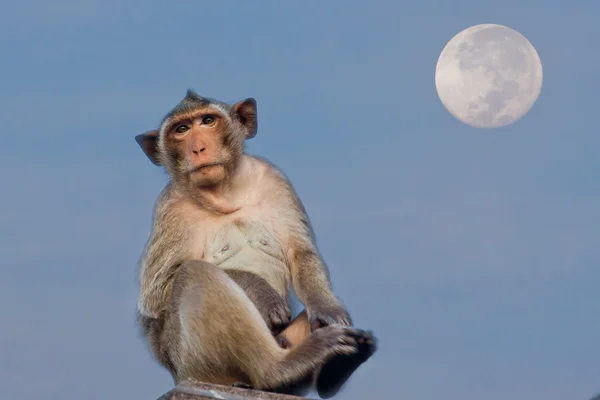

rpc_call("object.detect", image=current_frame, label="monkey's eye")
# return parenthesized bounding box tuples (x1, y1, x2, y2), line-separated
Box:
(201, 115, 215, 125)
(174, 124, 189, 134)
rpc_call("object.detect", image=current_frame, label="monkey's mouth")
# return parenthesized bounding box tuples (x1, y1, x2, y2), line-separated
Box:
(188, 162, 224, 175)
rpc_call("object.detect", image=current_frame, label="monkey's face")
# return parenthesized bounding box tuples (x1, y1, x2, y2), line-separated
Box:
(164, 109, 239, 188)
(135, 92, 258, 189)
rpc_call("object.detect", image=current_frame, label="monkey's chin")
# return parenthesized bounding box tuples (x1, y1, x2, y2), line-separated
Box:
(189, 164, 226, 187)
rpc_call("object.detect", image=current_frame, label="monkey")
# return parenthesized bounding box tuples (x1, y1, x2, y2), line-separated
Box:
(135, 89, 377, 397)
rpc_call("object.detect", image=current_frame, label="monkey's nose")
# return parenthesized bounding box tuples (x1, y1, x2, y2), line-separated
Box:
(193, 147, 206, 154)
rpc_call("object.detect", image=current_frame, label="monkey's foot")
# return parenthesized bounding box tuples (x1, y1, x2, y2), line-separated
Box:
(315, 329, 377, 399)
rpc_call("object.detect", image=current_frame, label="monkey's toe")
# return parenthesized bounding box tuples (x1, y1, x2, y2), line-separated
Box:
(308, 307, 352, 331)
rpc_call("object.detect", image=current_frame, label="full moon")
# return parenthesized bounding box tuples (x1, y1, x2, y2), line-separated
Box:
(434, 24, 543, 128)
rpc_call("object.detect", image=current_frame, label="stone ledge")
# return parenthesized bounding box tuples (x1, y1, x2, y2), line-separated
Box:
(157, 380, 315, 400)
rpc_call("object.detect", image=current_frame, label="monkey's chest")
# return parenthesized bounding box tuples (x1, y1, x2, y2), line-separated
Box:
(201, 221, 290, 296)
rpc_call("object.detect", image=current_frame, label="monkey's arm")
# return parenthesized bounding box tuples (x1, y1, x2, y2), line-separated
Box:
(287, 221, 352, 330)
(138, 187, 188, 319)
(225, 270, 292, 336)
(277, 176, 352, 331)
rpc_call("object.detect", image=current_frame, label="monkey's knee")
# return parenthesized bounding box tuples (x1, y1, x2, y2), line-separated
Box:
(174, 260, 237, 298)
(175, 259, 266, 328)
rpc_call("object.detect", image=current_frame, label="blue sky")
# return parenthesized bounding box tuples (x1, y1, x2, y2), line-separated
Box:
(1, 1, 598, 399)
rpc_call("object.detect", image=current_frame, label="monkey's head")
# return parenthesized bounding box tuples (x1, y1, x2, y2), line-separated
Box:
(136, 90, 257, 189)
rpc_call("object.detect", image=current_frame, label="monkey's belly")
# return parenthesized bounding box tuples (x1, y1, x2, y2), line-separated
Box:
(205, 226, 290, 297)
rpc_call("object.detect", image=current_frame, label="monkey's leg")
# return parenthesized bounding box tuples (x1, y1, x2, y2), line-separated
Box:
(225, 270, 291, 336)
(276, 310, 311, 349)
(277, 310, 378, 399)
(167, 260, 368, 393)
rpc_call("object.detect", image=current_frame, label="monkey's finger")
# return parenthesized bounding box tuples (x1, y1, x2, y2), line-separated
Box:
(331, 344, 359, 356)
(270, 323, 287, 337)
(270, 310, 291, 325)
(310, 313, 349, 331)
(337, 310, 353, 326)
(309, 317, 325, 331)
(337, 334, 358, 347)
(339, 327, 368, 339)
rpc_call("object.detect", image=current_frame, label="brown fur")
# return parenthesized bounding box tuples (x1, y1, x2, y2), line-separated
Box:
(225, 269, 291, 336)
(135, 90, 376, 397)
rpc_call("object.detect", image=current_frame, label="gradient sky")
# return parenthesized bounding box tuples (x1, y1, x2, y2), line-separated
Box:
(1, 1, 598, 400)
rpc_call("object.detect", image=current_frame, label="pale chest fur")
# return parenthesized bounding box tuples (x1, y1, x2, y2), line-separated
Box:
(195, 212, 291, 297)
(180, 163, 294, 298)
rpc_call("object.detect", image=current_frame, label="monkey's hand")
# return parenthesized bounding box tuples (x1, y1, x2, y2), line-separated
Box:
(261, 294, 292, 336)
(307, 301, 353, 332)
(225, 270, 291, 336)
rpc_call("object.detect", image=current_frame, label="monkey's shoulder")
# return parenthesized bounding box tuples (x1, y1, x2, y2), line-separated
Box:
(242, 155, 302, 206)
(152, 182, 189, 213)
(244, 155, 292, 186)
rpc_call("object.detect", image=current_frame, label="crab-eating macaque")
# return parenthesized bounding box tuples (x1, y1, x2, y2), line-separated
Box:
(135, 90, 377, 397)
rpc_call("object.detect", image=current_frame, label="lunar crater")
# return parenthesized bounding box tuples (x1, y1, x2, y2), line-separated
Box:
(435, 24, 543, 128)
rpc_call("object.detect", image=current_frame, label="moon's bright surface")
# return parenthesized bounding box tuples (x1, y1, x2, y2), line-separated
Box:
(435, 24, 543, 128)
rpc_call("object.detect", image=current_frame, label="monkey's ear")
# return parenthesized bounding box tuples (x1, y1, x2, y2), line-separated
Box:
(232, 98, 258, 139)
(135, 130, 162, 166)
